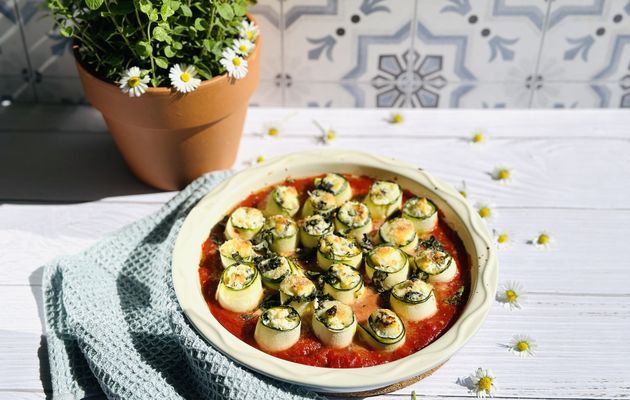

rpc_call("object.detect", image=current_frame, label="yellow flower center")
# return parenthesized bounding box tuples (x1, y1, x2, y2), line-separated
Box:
(459, 190, 467, 198)
(537, 233, 550, 245)
(256, 155, 265, 164)
(326, 130, 336, 141)
(180, 72, 190, 83)
(498, 169, 510, 180)
(479, 207, 491, 218)
(268, 127, 279, 136)
(478, 376, 493, 392)
(497, 233, 509, 243)
(233, 57, 242, 66)
(517, 341, 529, 351)
(128, 76, 141, 88)
(239, 45, 248, 53)
(472, 132, 485, 143)
(391, 114, 403, 124)
(506, 289, 517, 302)
(246, 31, 254, 40)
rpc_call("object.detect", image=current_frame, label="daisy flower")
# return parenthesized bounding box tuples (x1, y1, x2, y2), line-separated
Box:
(533, 231, 553, 248)
(507, 334, 537, 358)
(468, 368, 497, 398)
(169, 64, 201, 93)
(118, 66, 150, 97)
(389, 112, 404, 124)
(239, 19, 259, 42)
(470, 131, 487, 144)
(492, 167, 512, 183)
(494, 230, 510, 248)
(233, 38, 255, 56)
(457, 181, 468, 198)
(496, 281, 525, 310)
(313, 120, 336, 145)
(476, 202, 496, 222)
(261, 121, 283, 138)
(244, 155, 266, 167)
(220, 47, 248, 79)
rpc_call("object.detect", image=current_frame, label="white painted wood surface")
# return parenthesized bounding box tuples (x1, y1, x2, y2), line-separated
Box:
(1, 105, 629, 400)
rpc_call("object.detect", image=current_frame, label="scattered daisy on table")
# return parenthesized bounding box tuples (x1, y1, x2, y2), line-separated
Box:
(532, 231, 553, 249)
(507, 334, 537, 358)
(492, 166, 513, 183)
(496, 280, 525, 310)
(461, 367, 497, 398)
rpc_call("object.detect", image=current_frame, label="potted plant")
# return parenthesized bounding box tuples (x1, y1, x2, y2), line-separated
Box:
(45, 0, 260, 190)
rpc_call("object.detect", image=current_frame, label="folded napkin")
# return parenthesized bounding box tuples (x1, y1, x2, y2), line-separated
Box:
(43, 171, 323, 400)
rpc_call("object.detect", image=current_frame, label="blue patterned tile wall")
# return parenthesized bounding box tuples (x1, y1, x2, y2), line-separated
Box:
(2, 0, 630, 108)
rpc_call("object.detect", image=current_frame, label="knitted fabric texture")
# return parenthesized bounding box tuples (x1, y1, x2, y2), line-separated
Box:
(43, 171, 323, 400)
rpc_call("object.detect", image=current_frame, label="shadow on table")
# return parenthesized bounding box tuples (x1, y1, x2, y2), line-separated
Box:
(0, 130, 161, 203)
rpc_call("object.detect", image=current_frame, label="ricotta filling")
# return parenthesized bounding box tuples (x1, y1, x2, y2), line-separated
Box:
(327, 263, 361, 290)
(315, 300, 354, 330)
(302, 214, 333, 235)
(392, 279, 433, 303)
(337, 201, 370, 227)
(280, 274, 316, 298)
(308, 189, 337, 213)
(261, 307, 300, 331)
(319, 234, 361, 258)
(266, 215, 297, 238)
(368, 181, 401, 206)
(369, 309, 403, 339)
(403, 197, 435, 218)
(258, 256, 292, 281)
(416, 249, 452, 274)
(223, 264, 256, 290)
(230, 207, 265, 230)
(219, 238, 254, 261)
(273, 186, 299, 212)
(369, 245, 406, 272)
(380, 218, 416, 245)
(314, 173, 347, 195)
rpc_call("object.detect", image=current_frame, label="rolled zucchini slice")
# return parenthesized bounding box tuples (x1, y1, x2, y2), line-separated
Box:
(263, 185, 300, 217)
(301, 189, 337, 217)
(264, 215, 299, 256)
(317, 233, 363, 270)
(254, 306, 301, 352)
(334, 201, 373, 242)
(312, 300, 357, 348)
(257, 255, 298, 290)
(414, 247, 458, 283)
(365, 244, 410, 292)
(224, 207, 266, 241)
(215, 263, 263, 313)
(299, 214, 334, 249)
(390, 279, 437, 321)
(323, 263, 365, 305)
(279, 274, 317, 316)
(364, 180, 402, 221)
(358, 308, 406, 352)
(313, 173, 352, 206)
(402, 197, 438, 234)
(379, 217, 418, 256)
(219, 238, 255, 268)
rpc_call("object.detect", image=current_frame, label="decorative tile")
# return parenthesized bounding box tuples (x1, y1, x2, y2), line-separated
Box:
(1, 0, 30, 75)
(539, 0, 630, 82)
(415, 0, 547, 83)
(532, 82, 630, 108)
(0, 75, 35, 103)
(249, 80, 284, 107)
(251, 0, 283, 81)
(285, 81, 367, 107)
(453, 82, 531, 108)
(32, 77, 86, 104)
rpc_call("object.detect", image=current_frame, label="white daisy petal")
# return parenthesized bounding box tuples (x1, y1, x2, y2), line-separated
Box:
(233, 38, 255, 56)
(533, 231, 553, 249)
(118, 66, 150, 98)
(466, 368, 496, 398)
(508, 334, 537, 358)
(169, 64, 202, 93)
(239, 19, 259, 41)
(220, 47, 248, 79)
(496, 280, 525, 310)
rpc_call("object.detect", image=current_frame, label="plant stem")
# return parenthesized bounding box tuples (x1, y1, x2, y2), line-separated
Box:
(134, 7, 156, 84)
(104, 1, 135, 55)
(202, 2, 216, 57)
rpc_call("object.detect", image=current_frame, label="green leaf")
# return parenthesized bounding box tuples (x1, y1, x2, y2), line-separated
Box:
(149, 8, 159, 21)
(59, 25, 73, 37)
(164, 45, 176, 57)
(195, 66, 212, 80)
(179, 4, 192, 17)
(84, 0, 103, 10)
(172, 41, 183, 50)
(152, 26, 170, 42)
(107, 0, 135, 15)
(135, 41, 153, 58)
(216, 3, 234, 20)
(194, 17, 207, 31)
(232, 3, 247, 17)
(138, 0, 152, 14)
(160, 2, 174, 20)
(155, 56, 169, 69)
(169, 0, 180, 11)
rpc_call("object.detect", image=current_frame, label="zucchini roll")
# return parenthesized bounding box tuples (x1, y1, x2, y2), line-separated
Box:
(263, 185, 300, 218)
(224, 206, 265, 241)
(254, 306, 301, 352)
(257, 255, 298, 290)
(313, 173, 352, 206)
(219, 238, 255, 268)
(299, 214, 334, 249)
(323, 263, 365, 305)
(334, 201, 373, 242)
(215, 263, 263, 313)
(279, 274, 317, 315)
(317, 233, 363, 270)
(301, 189, 337, 217)
(402, 197, 438, 234)
(365, 245, 410, 292)
(264, 215, 299, 256)
(358, 308, 406, 352)
(363, 180, 402, 221)
(390, 279, 437, 321)
(312, 300, 357, 348)
(379, 217, 418, 256)
(414, 247, 458, 283)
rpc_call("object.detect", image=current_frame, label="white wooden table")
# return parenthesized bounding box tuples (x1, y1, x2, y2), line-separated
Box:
(1, 105, 629, 399)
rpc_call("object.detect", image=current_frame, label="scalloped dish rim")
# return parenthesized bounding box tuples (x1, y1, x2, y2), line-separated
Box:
(172, 149, 498, 393)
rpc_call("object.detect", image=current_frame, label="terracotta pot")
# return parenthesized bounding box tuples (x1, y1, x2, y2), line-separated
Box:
(75, 28, 260, 191)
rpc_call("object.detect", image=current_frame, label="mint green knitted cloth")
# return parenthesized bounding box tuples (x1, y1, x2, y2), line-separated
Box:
(43, 171, 323, 400)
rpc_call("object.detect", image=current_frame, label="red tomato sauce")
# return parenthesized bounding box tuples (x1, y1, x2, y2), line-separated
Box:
(199, 174, 471, 368)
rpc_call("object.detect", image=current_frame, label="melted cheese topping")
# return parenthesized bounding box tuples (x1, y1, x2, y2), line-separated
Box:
(403, 197, 436, 218)
(273, 186, 299, 213)
(265, 215, 297, 238)
(392, 279, 433, 303)
(380, 218, 416, 246)
(315, 300, 354, 330)
(302, 214, 333, 236)
(280, 274, 316, 297)
(368, 181, 401, 206)
(314, 173, 347, 194)
(369, 245, 406, 272)
(258, 256, 292, 281)
(219, 238, 254, 260)
(416, 249, 452, 274)
(327, 263, 361, 289)
(319, 234, 361, 257)
(308, 189, 337, 213)
(261, 307, 300, 331)
(369, 309, 404, 338)
(222, 264, 256, 290)
(337, 201, 370, 227)
(230, 207, 265, 230)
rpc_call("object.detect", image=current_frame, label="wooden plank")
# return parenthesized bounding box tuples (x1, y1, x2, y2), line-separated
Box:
(0, 392, 48, 400)
(1, 286, 628, 398)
